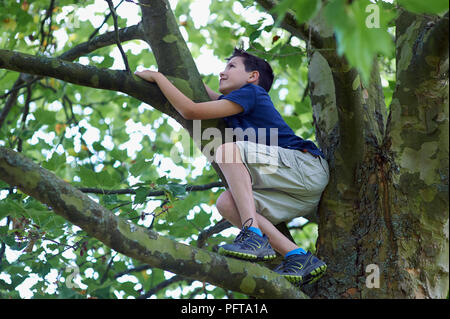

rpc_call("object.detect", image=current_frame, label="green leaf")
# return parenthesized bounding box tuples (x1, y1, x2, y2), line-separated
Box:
(134, 187, 151, 204)
(96, 170, 115, 188)
(292, 0, 321, 24)
(164, 183, 187, 198)
(110, 148, 128, 162)
(156, 176, 168, 185)
(42, 152, 66, 171)
(130, 158, 149, 177)
(34, 109, 57, 125)
(283, 115, 303, 131)
(249, 30, 262, 43)
(0, 198, 27, 219)
(397, 0, 448, 14)
(58, 286, 78, 299)
(272, 0, 321, 25)
(77, 166, 98, 187)
(36, 261, 52, 277)
(324, 0, 395, 84)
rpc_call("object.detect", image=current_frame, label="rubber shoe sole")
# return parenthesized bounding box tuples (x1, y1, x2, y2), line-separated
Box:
(218, 247, 277, 261)
(282, 264, 327, 285)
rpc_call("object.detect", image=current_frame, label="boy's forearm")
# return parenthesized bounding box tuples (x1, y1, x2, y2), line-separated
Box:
(136, 70, 227, 119)
(153, 73, 195, 119)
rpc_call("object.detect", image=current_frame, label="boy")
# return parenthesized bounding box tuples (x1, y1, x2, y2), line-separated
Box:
(135, 48, 329, 285)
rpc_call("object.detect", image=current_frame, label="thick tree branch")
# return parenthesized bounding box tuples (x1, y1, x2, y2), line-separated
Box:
(0, 24, 143, 130)
(139, 0, 207, 99)
(139, 0, 231, 185)
(59, 23, 144, 62)
(394, 10, 449, 95)
(0, 146, 308, 299)
(0, 49, 186, 122)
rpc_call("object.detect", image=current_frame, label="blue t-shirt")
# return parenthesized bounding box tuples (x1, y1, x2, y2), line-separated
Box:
(219, 84, 324, 158)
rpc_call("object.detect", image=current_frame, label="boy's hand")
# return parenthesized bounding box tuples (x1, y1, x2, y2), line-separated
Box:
(134, 70, 161, 83)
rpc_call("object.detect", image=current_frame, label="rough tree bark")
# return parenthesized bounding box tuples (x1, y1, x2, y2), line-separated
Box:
(0, 0, 448, 298)
(286, 7, 448, 298)
(255, 1, 448, 299)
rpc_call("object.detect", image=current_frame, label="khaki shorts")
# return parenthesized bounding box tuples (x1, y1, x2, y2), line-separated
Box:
(235, 140, 329, 224)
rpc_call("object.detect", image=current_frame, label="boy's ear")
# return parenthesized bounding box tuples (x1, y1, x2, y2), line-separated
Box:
(248, 70, 260, 85)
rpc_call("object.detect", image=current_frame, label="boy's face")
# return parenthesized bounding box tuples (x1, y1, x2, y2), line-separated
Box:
(219, 56, 258, 95)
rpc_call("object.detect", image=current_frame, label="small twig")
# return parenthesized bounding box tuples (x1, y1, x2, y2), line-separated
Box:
(105, 0, 130, 72)
(114, 264, 152, 279)
(39, 0, 56, 52)
(78, 182, 224, 196)
(138, 274, 193, 299)
(89, 0, 125, 41)
(0, 76, 41, 100)
(100, 251, 118, 284)
(16, 83, 32, 152)
(124, 0, 152, 8)
(197, 219, 232, 248)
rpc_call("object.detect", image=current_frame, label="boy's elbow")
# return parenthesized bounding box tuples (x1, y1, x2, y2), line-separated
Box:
(183, 111, 203, 120)
(181, 110, 194, 120)
(182, 102, 204, 120)
(181, 108, 197, 120)
(182, 111, 194, 120)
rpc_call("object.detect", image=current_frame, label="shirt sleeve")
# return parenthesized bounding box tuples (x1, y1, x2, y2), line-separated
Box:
(218, 84, 256, 116)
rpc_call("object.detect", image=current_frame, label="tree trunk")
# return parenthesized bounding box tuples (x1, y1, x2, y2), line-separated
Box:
(303, 9, 449, 299)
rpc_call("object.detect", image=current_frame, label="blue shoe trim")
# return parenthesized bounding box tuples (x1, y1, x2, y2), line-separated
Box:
(248, 226, 263, 237)
(285, 247, 307, 257)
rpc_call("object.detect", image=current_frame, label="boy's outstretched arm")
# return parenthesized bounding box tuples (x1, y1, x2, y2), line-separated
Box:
(135, 70, 241, 120)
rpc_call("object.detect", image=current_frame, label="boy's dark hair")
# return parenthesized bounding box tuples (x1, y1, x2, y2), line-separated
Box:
(227, 48, 274, 92)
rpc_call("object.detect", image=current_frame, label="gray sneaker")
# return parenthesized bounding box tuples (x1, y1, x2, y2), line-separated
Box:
(274, 252, 327, 285)
(218, 218, 276, 261)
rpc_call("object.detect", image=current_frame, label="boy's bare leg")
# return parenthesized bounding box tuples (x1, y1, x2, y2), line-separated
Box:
(215, 142, 261, 229)
(216, 190, 299, 256)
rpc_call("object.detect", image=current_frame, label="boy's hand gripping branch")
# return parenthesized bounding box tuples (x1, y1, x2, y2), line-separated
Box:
(134, 70, 243, 120)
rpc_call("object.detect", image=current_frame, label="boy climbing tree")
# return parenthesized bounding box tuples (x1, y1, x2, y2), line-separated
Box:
(135, 48, 329, 285)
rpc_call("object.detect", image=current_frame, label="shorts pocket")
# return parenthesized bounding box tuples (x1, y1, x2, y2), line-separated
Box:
(302, 169, 329, 193)
(278, 149, 298, 168)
